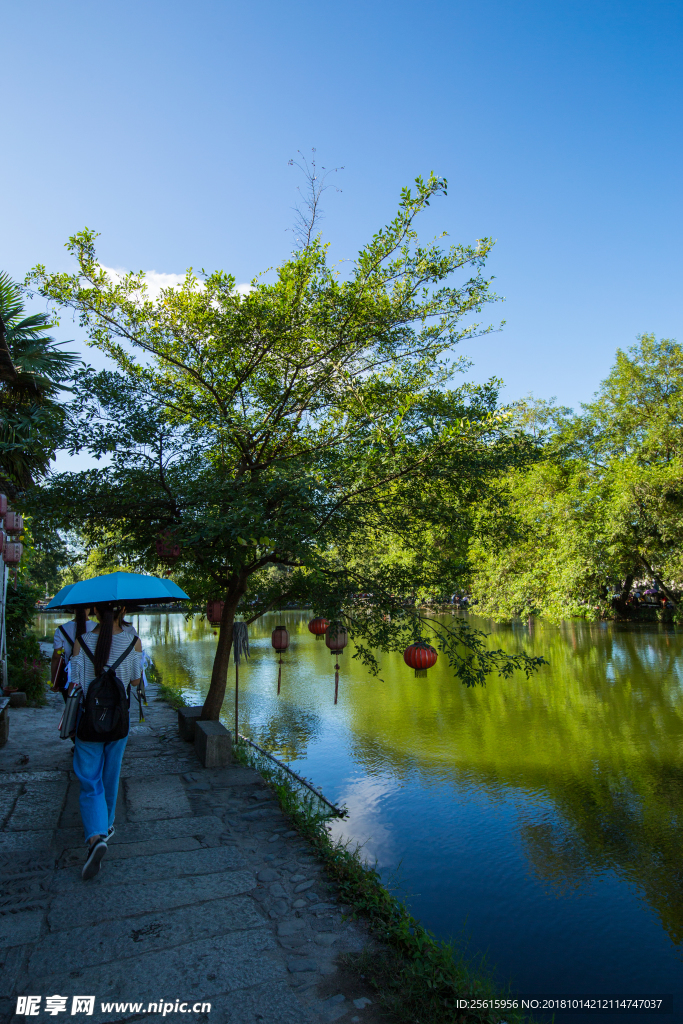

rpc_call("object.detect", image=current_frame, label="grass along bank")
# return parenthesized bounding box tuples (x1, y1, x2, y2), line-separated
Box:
(232, 737, 536, 1024)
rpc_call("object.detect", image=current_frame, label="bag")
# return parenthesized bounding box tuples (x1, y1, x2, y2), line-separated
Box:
(52, 652, 67, 693)
(77, 638, 137, 743)
(58, 690, 81, 740)
(53, 625, 72, 693)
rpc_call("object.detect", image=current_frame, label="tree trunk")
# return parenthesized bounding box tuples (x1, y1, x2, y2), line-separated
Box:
(639, 553, 678, 608)
(201, 590, 241, 721)
(613, 573, 634, 617)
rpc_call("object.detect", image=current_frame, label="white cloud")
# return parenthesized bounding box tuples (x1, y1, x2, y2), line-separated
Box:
(101, 265, 251, 301)
(100, 265, 188, 301)
(141, 269, 188, 298)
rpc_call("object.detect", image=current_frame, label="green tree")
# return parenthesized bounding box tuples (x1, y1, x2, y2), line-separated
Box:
(28, 174, 543, 719)
(0, 272, 78, 491)
(0, 274, 77, 701)
(470, 335, 683, 620)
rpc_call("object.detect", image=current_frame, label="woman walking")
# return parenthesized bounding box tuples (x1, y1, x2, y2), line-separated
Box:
(70, 602, 142, 881)
(50, 606, 96, 702)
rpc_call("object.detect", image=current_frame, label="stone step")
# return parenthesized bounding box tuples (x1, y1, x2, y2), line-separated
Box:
(20, 929, 281, 1023)
(53, 813, 225, 850)
(48, 869, 257, 930)
(51, 844, 247, 890)
(28, 894, 265, 975)
(59, 835, 201, 867)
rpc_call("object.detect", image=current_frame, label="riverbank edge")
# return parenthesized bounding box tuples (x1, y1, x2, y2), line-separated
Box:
(157, 677, 535, 1024)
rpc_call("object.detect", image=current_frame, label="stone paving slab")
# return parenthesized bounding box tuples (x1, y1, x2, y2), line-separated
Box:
(124, 776, 193, 821)
(192, 982, 318, 1024)
(0, 769, 67, 782)
(20, 930, 281, 1016)
(28, 895, 265, 975)
(53, 813, 225, 851)
(0, 677, 380, 1024)
(51, 845, 247, 890)
(0, 786, 21, 829)
(0, 946, 24, 1001)
(0, 908, 44, 945)
(48, 869, 257, 930)
(119, 757, 198, 777)
(59, 836, 202, 866)
(0, 849, 55, 878)
(6, 780, 68, 831)
(0, 695, 71, 773)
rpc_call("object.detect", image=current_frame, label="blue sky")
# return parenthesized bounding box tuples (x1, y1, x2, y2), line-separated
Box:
(3, 0, 682, 416)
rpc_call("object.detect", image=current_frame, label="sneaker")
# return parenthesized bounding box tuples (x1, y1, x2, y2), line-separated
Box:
(82, 839, 107, 881)
(104, 825, 115, 843)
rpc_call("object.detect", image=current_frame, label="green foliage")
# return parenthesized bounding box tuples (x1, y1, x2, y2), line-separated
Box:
(58, 535, 137, 586)
(6, 580, 47, 704)
(234, 738, 532, 1024)
(26, 175, 543, 716)
(470, 335, 683, 621)
(0, 272, 78, 491)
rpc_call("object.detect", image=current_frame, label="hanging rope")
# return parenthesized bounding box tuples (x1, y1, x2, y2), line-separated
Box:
(232, 621, 250, 741)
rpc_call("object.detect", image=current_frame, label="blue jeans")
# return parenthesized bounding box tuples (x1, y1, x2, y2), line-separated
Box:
(73, 736, 128, 843)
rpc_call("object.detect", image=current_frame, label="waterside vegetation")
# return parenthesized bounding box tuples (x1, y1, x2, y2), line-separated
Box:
(233, 735, 534, 1024)
(468, 334, 683, 623)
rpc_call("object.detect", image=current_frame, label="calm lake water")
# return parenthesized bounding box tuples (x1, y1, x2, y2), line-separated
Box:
(40, 610, 683, 1018)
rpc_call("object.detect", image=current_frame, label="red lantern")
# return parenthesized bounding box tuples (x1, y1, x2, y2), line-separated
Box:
(403, 642, 438, 678)
(272, 625, 289, 695)
(207, 600, 224, 627)
(325, 627, 348, 704)
(308, 617, 329, 640)
(271, 625, 289, 651)
(0, 494, 7, 516)
(4, 512, 23, 534)
(3, 542, 22, 565)
(325, 628, 348, 654)
(156, 530, 181, 565)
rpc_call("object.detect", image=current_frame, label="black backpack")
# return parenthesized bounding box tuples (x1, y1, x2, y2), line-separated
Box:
(77, 637, 137, 742)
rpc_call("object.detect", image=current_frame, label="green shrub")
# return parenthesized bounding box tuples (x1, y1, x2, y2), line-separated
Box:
(6, 581, 47, 705)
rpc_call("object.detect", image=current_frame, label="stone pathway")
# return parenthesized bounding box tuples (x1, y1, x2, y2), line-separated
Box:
(0, 677, 381, 1024)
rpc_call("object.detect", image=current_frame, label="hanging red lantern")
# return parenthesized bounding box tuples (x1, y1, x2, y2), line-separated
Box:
(403, 642, 438, 678)
(0, 495, 7, 516)
(3, 542, 22, 565)
(325, 627, 348, 704)
(271, 625, 290, 651)
(308, 617, 330, 640)
(207, 600, 224, 627)
(325, 627, 348, 654)
(4, 512, 23, 534)
(155, 530, 181, 564)
(271, 625, 289, 695)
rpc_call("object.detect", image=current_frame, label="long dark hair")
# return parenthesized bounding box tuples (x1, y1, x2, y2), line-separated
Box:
(117, 608, 132, 629)
(74, 607, 88, 639)
(93, 602, 120, 675)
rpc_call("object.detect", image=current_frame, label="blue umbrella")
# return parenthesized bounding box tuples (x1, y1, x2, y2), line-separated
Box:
(48, 583, 77, 607)
(46, 572, 189, 608)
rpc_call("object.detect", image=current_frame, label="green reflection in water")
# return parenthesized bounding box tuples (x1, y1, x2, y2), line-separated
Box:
(35, 609, 683, 948)
(337, 614, 683, 947)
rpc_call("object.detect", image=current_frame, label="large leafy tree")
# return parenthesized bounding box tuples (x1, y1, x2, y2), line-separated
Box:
(470, 335, 683, 620)
(28, 174, 543, 719)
